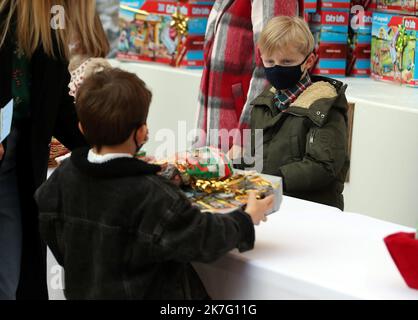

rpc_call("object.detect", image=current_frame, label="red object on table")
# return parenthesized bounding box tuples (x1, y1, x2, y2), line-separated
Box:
(384, 232, 418, 290)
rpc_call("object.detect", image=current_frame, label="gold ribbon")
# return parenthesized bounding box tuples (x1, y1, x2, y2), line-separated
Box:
(170, 9, 189, 37)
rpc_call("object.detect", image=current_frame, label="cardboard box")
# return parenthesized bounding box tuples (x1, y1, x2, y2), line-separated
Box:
(371, 12, 418, 86)
(304, 0, 319, 13)
(347, 10, 373, 76)
(117, 0, 214, 68)
(319, 0, 351, 11)
(350, 0, 377, 11)
(375, 0, 417, 15)
(309, 11, 350, 76)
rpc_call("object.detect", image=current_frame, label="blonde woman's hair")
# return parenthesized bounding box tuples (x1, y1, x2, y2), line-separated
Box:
(0, 0, 109, 59)
(258, 16, 315, 57)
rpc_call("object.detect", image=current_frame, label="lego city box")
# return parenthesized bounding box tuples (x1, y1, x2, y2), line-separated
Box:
(347, 10, 373, 76)
(309, 10, 350, 33)
(303, 0, 319, 13)
(117, 0, 214, 68)
(350, 0, 377, 11)
(371, 12, 418, 86)
(309, 11, 350, 76)
(319, 0, 351, 11)
(347, 32, 372, 76)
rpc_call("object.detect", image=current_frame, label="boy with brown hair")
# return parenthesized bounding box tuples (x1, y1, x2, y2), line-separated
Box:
(35, 68, 274, 300)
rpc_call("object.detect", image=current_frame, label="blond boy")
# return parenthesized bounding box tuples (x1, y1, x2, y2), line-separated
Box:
(233, 16, 350, 210)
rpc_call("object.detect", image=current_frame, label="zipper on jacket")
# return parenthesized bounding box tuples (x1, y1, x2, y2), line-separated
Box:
(309, 129, 317, 144)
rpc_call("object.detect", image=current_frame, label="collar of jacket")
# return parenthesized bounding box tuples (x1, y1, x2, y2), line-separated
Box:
(251, 75, 348, 127)
(70, 147, 161, 179)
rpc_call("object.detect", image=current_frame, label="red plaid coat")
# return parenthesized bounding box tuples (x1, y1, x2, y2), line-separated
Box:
(194, 0, 299, 150)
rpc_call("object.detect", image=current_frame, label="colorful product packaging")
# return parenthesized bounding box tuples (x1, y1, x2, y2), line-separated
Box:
(117, 0, 214, 68)
(309, 11, 350, 77)
(319, 0, 351, 11)
(185, 146, 234, 180)
(347, 9, 373, 76)
(304, 0, 319, 13)
(371, 12, 418, 86)
(375, 0, 418, 15)
(350, 0, 377, 11)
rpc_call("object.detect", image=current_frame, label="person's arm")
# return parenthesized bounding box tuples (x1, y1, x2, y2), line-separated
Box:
(53, 68, 88, 151)
(0, 26, 13, 164)
(145, 190, 273, 264)
(34, 168, 65, 266)
(238, 0, 299, 129)
(278, 110, 348, 193)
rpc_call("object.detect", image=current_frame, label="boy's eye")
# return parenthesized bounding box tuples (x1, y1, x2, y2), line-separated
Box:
(264, 60, 275, 66)
(282, 60, 294, 65)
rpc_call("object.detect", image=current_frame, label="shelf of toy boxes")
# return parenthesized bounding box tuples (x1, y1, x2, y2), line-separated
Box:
(110, 59, 418, 111)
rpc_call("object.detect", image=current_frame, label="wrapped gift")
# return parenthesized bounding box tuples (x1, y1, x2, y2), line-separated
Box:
(184, 146, 234, 180)
(155, 147, 282, 215)
(48, 138, 70, 168)
(183, 170, 283, 215)
(117, 0, 214, 68)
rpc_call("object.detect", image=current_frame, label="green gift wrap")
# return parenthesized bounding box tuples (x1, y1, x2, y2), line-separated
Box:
(185, 147, 234, 180)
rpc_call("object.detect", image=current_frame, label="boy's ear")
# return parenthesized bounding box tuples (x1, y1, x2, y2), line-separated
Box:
(78, 122, 85, 135)
(135, 124, 149, 144)
(304, 52, 317, 71)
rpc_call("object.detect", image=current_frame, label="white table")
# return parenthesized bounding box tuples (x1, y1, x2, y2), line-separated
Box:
(194, 196, 418, 300)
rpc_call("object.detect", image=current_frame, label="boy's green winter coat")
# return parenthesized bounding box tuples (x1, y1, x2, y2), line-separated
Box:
(249, 76, 350, 210)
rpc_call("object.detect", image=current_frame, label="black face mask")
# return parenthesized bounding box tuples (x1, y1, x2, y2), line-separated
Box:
(264, 54, 311, 91)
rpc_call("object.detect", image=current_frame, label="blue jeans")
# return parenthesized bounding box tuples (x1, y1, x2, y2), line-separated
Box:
(0, 128, 22, 300)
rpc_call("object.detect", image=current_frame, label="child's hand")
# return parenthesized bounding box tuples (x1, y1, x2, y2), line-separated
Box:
(141, 156, 156, 163)
(227, 145, 244, 160)
(245, 191, 275, 226)
(0, 143, 4, 160)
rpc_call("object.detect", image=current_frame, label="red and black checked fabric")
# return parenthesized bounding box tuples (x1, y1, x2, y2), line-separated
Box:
(194, 0, 299, 150)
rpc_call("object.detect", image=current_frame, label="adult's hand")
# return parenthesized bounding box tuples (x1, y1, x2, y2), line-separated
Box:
(0, 143, 4, 161)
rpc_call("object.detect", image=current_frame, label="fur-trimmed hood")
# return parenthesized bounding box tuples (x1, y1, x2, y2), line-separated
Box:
(251, 76, 348, 127)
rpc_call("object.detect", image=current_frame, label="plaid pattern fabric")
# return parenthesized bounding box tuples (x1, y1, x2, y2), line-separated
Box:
(273, 74, 313, 111)
(194, 0, 299, 150)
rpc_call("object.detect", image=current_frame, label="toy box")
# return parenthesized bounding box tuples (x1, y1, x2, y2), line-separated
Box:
(376, 0, 417, 15)
(117, 0, 214, 68)
(304, 0, 319, 13)
(347, 10, 373, 76)
(319, 0, 351, 11)
(309, 11, 350, 76)
(347, 33, 372, 75)
(371, 12, 418, 86)
(350, 0, 377, 11)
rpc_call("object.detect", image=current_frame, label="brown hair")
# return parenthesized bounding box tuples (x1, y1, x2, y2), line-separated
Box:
(259, 16, 315, 57)
(0, 0, 109, 59)
(75, 68, 152, 150)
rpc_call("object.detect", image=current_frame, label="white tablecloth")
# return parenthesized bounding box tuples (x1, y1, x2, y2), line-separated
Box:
(194, 196, 418, 300)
